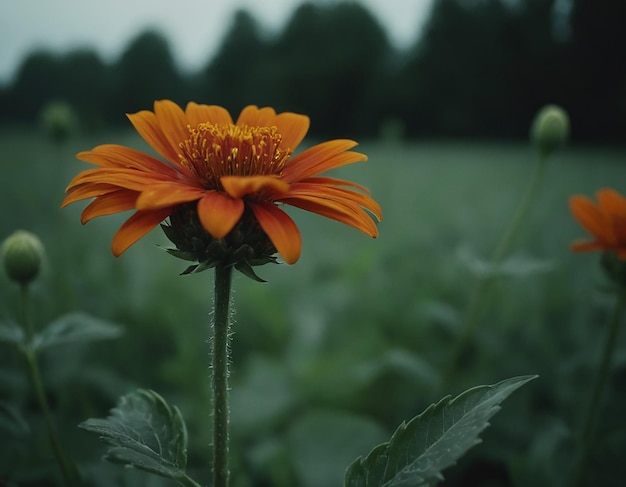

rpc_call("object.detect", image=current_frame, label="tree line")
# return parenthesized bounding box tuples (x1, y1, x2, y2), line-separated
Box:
(1, 0, 624, 142)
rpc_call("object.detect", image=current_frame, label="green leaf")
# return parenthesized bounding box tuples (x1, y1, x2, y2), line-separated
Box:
(33, 311, 123, 350)
(344, 375, 537, 487)
(0, 320, 25, 346)
(79, 389, 195, 484)
(288, 410, 388, 487)
(457, 246, 554, 279)
(0, 400, 30, 436)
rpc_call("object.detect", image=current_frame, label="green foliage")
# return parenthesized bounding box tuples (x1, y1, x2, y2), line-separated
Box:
(344, 376, 536, 487)
(32, 311, 123, 351)
(80, 389, 199, 486)
(0, 312, 121, 350)
(2, 132, 626, 485)
(0, 320, 24, 346)
(288, 410, 387, 487)
(457, 246, 554, 279)
(0, 400, 29, 436)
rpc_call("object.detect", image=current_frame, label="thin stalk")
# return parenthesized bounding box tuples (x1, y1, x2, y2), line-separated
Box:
(491, 152, 547, 266)
(574, 289, 626, 486)
(443, 152, 548, 385)
(19, 285, 81, 486)
(176, 472, 204, 487)
(212, 264, 233, 487)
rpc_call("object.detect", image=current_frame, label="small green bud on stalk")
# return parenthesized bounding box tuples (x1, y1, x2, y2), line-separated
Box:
(530, 104, 570, 156)
(2, 230, 44, 285)
(39, 100, 76, 144)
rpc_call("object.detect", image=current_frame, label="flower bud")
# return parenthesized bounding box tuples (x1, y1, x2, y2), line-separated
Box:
(530, 104, 570, 156)
(39, 100, 76, 144)
(2, 230, 44, 285)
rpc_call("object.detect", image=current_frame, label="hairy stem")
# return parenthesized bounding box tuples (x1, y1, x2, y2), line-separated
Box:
(212, 264, 233, 487)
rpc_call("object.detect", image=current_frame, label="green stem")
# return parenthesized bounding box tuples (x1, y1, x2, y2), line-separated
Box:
(212, 264, 233, 487)
(176, 472, 204, 487)
(491, 152, 547, 266)
(574, 289, 626, 486)
(443, 152, 548, 385)
(19, 285, 81, 486)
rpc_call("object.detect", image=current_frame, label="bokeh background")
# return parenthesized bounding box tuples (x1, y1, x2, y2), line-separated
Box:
(1, 1, 626, 486)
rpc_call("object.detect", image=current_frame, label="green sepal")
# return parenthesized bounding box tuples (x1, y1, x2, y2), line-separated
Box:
(164, 248, 198, 262)
(344, 375, 537, 487)
(79, 389, 196, 484)
(235, 260, 267, 282)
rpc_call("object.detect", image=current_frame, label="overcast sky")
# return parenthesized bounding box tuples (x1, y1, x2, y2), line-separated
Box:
(0, 0, 433, 84)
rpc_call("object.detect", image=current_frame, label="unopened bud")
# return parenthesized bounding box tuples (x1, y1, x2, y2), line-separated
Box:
(530, 104, 570, 156)
(2, 230, 44, 285)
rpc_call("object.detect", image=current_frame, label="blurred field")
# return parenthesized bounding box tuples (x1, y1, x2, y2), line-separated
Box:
(2, 127, 626, 486)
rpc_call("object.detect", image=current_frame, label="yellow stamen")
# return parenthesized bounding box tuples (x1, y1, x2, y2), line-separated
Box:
(179, 122, 292, 189)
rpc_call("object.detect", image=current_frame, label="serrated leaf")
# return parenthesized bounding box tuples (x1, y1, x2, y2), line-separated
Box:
(0, 320, 25, 346)
(345, 375, 537, 487)
(33, 312, 123, 351)
(79, 389, 193, 483)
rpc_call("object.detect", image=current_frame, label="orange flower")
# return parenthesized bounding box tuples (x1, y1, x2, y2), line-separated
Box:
(62, 100, 381, 265)
(569, 188, 626, 259)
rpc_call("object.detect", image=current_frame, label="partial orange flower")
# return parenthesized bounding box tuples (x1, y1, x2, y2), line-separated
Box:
(62, 100, 381, 266)
(569, 188, 626, 259)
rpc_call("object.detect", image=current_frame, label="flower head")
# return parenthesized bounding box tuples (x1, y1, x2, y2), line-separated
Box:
(569, 188, 626, 259)
(63, 101, 381, 271)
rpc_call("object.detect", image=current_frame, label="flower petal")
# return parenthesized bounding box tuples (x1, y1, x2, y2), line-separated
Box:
(287, 182, 382, 221)
(66, 168, 175, 192)
(127, 108, 180, 164)
(221, 175, 290, 199)
(281, 195, 379, 238)
(597, 188, 626, 215)
(282, 140, 366, 183)
(81, 190, 139, 224)
(570, 240, 604, 253)
(185, 102, 233, 127)
(236, 106, 310, 151)
(78, 144, 180, 176)
(136, 183, 206, 210)
(111, 208, 172, 256)
(302, 176, 372, 194)
(197, 191, 245, 238)
(569, 195, 613, 244)
(153, 100, 193, 157)
(250, 202, 302, 264)
(62, 182, 120, 207)
(597, 188, 626, 243)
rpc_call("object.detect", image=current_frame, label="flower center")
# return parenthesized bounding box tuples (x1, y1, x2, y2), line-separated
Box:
(178, 122, 291, 189)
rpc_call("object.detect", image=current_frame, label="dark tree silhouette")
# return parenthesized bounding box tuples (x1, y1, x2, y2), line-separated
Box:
(112, 30, 183, 117)
(271, 2, 392, 137)
(1, 0, 625, 143)
(566, 0, 626, 141)
(200, 10, 273, 113)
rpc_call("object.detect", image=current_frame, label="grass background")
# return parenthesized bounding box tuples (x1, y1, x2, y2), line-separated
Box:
(1, 126, 626, 486)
